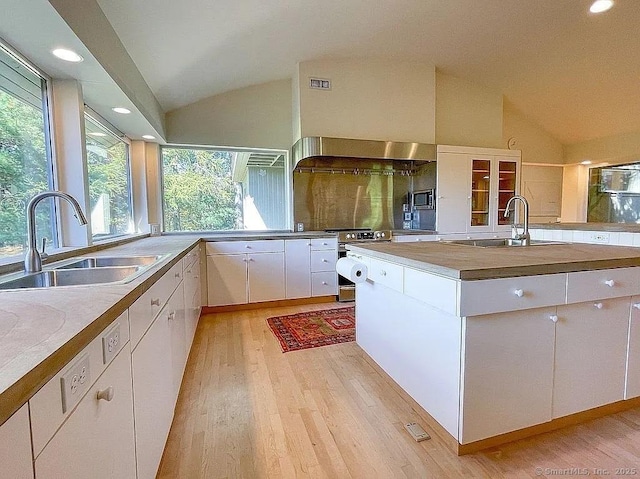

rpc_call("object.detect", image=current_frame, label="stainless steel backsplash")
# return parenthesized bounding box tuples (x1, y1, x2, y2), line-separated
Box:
(293, 157, 433, 231)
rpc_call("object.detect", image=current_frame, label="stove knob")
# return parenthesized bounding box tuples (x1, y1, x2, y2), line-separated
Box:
(381, 232, 386, 238)
(346, 233, 352, 239)
(375, 232, 380, 238)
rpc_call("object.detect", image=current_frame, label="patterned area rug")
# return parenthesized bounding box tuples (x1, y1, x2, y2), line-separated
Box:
(267, 306, 355, 352)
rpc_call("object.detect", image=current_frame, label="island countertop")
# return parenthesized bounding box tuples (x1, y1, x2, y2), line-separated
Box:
(347, 241, 640, 280)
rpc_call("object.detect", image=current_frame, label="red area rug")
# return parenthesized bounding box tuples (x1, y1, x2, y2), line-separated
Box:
(267, 306, 355, 352)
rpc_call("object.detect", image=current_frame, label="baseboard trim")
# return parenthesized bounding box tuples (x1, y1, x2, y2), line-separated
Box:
(202, 296, 338, 313)
(457, 396, 640, 455)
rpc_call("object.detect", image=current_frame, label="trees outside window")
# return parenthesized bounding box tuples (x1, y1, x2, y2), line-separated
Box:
(162, 146, 288, 232)
(0, 46, 53, 258)
(85, 114, 133, 239)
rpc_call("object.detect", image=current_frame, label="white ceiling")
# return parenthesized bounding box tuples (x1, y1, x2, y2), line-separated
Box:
(94, 0, 640, 145)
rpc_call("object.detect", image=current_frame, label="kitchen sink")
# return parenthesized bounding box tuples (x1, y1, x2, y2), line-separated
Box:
(0, 266, 143, 290)
(55, 255, 164, 269)
(445, 238, 565, 247)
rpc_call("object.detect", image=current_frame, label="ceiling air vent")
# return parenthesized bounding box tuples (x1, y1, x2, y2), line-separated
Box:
(309, 78, 331, 90)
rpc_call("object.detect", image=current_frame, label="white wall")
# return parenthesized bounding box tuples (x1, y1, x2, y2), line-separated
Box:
(435, 72, 503, 148)
(564, 131, 640, 165)
(296, 59, 436, 143)
(166, 79, 292, 150)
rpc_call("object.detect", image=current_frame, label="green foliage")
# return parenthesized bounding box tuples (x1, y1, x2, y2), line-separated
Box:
(162, 148, 239, 231)
(0, 90, 52, 256)
(86, 137, 132, 237)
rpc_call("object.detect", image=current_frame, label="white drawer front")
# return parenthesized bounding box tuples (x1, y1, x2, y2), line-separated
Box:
(312, 272, 338, 296)
(311, 237, 338, 250)
(404, 268, 458, 315)
(368, 258, 403, 292)
(183, 246, 200, 271)
(30, 311, 130, 457)
(206, 240, 284, 255)
(567, 267, 640, 303)
(459, 274, 567, 317)
(311, 250, 337, 272)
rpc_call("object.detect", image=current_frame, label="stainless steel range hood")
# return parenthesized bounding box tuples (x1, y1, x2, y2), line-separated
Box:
(292, 136, 436, 168)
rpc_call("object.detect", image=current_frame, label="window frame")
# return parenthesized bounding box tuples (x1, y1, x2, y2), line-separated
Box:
(160, 144, 292, 233)
(83, 107, 134, 242)
(0, 39, 58, 260)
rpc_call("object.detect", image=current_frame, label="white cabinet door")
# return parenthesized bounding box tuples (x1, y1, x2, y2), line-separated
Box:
(460, 307, 556, 444)
(248, 252, 285, 303)
(169, 282, 187, 400)
(553, 299, 630, 418)
(206, 254, 247, 306)
(131, 305, 174, 479)
(35, 348, 136, 479)
(183, 257, 201, 347)
(285, 239, 311, 299)
(436, 152, 470, 233)
(0, 404, 33, 479)
(626, 297, 640, 399)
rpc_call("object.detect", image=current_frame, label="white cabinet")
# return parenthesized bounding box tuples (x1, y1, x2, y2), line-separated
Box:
(35, 347, 136, 479)
(436, 145, 521, 234)
(183, 246, 202, 347)
(285, 239, 311, 299)
(626, 296, 640, 399)
(207, 253, 247, 305)
(130, 265, 186, 479)
(553, 299, 630, 418)
(460, 307, 556, 443)
(0, 404, 33, 479)
(206, 240, 285, 306)
(310, 238, 338, 297)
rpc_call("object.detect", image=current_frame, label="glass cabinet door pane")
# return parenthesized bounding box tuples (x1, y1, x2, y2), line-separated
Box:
(471, 159, 491, 226)
(498, 161, 517, 225)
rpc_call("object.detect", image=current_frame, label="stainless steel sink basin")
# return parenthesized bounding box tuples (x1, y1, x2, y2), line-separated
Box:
(56, 255, 163, 269)
(0, 266, 143, 290)
(445, 238, 565, 247)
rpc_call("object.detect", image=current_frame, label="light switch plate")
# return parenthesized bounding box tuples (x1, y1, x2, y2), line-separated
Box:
(60, 354, 91, 413)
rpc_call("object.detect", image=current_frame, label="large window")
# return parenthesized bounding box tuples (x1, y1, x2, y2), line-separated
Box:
(85, 112, 133, 239)
(162, 146, 289, 231)
(0, 43, 54, 258)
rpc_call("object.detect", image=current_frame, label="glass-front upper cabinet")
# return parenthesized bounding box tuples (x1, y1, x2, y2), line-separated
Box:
(471, 159, 491, 227)
(497, 161, 518, 225)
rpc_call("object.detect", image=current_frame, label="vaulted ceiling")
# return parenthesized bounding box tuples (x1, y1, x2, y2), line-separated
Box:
(93, 0, 640, 145)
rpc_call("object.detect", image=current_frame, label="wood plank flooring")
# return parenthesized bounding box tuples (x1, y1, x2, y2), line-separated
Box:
(157, 303, 640, 478)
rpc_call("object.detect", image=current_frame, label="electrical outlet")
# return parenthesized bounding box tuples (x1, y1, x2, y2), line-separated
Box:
(296, 222, 304, 232)
(589, 232, 610, 243)
(102, 322, 121, 365)
(60, 354, 91, 413)
(150, 223, 161, 236)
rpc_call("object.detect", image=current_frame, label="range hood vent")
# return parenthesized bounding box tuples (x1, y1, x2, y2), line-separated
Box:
(292, 136, 436, 169)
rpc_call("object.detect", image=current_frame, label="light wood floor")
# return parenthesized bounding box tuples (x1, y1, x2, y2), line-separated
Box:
(157, 303, 640, 478)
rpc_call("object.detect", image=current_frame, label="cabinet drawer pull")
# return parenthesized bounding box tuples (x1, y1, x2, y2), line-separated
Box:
(151, 298, 160, 306)
(549, 315, 559, 323)
(322, 281, 328, 285)
(633, 303, 640, 310)
(168, 311, 176, 321)
(514, 289, 524, 297)
(380, 270, 387, 276)
(322, 258, 328, 263)
(604, 279, 615, 287)
(594, 302, 604, 309)
(97, 386, 114, 402)
(175, 272, 181, 278)
(245, 245, 251, 249)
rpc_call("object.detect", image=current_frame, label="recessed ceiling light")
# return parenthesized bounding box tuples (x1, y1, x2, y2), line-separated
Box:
(142, 135, 156, 140)
(590, 0, 614, 14)
(581, 160, 593, 165)
(52, 48, 83, 63)
(89, 132, 107, 137)
(112, 107, 131, 114)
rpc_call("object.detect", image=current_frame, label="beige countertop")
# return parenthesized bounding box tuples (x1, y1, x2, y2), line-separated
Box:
(0, 236, 200, 426)
(347, 241, 640, 280)
(531, 222, 640, 232)
(0, 230, 340, 427)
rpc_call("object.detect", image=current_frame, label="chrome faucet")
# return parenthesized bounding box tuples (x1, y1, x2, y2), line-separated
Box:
(504, 195, 530, 245)
(25, 191, 88, 273)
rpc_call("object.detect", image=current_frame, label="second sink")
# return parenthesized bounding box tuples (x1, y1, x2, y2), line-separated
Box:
(56, 255, 163, 269)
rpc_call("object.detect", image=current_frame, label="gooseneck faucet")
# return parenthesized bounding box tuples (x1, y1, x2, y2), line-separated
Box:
(25, 191, 88, 273)
(504, 195, 530, 246)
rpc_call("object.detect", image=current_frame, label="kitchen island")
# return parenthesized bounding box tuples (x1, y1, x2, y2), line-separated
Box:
(345, 241, 640, 454)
